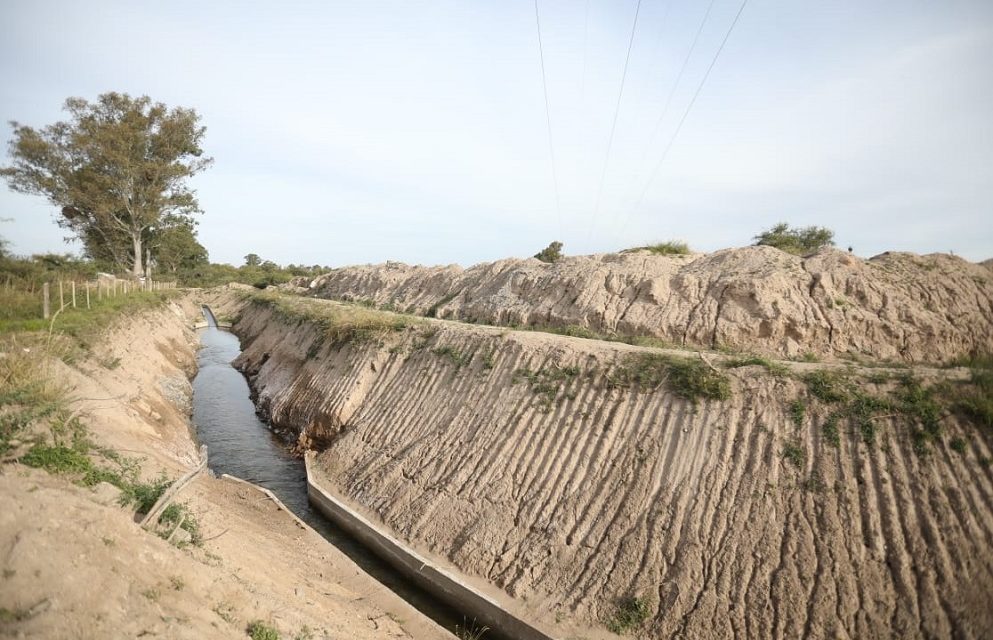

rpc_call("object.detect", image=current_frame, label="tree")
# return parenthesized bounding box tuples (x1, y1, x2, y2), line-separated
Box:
(152, 220, 209, 273)
(534, 241, 564, 263)
(0, 93, 212, 276)
(243, 253, 262, 267)
(753, 223, 834, 256)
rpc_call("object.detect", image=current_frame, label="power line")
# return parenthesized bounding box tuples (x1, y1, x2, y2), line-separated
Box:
(630, 0, 750, 215)
(587, 0, 643, 240)
(534, 0, 562, 228)
(638, 0, 718, 175)
(581, 0, 590, 101)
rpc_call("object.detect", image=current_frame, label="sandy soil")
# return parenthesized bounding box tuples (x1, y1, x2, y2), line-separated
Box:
(0, 296, 449, 640)
(304, 246, 993, 363)
(229, 292, 993, 639)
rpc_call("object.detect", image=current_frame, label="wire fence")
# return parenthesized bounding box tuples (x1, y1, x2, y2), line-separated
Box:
(8, 278, 179, 320)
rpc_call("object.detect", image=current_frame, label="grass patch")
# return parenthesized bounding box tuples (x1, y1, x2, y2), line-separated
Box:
(513, 365, 581, 412)
(804, 370, 850, 403)
(949, 437, 967, 454)
(248, 620, 281, 640)
(245, 290, 417, 349)
(822, 412, 841, 447)
(608, 353, 731, 402)
(783, 441, 806, 468)
(789, 399, 806, 428)
(621, 240, 690, 256)
(606, 596, 651, 634)
(432, 346, 473, 369)
(724, 354, 789, 377)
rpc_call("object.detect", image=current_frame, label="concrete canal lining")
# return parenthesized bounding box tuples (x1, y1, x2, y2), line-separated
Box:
(304, 452, 557, 640)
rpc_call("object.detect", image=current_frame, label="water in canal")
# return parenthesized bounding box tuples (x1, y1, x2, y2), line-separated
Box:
(191, 308, 469, 636)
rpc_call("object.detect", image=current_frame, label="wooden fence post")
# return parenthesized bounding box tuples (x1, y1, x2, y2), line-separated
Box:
(43, 283, 50, 319)
(71, 281, 76, 308)
(86, 283, 90, 309)
(59, 281, 64, 308)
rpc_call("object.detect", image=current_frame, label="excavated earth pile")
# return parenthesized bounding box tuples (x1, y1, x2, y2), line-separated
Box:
(304, 247, 993, 364)
(219, 291, 993, 639)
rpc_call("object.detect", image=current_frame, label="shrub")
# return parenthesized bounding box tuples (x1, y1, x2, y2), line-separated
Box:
(623, 240, 690, 255)
(534, 241, 564, 263)
(606, 596, 651, 634)
(247, 621, 280, 640)
(754, 223, 834, 255)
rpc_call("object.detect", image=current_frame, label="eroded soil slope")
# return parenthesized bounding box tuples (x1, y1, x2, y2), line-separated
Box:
(304, 247, 993, 364)
(228, 293, 993, 639)
(0, 297, 446, 640)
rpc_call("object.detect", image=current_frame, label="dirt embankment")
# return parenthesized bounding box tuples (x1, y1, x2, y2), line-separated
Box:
(227, 293, 993, 639)
(304, 247, 993, 364)
(0, 295, 447, 640)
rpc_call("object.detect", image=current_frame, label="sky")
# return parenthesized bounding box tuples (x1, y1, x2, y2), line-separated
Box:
(1, 0, 991, 267)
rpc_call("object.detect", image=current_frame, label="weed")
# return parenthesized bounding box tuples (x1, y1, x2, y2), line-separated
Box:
(608, 353, 731, 402)
(101, 537, 115, 547)
(783, 441, 806, 468)
(802, 472, 825, 493)
(455, 618, 489, 640)
(248, 291, 416, 348)
(432, 346, 473, 369)
(789, 399, 806, 428)
(723, 354, 789, 377)
(247, 620, 281, 640)
(480, 350, 496, 370)
(513, 365, 581, 411)
(804, 370, 850, 403)
(949, 437, 967, 454)
(822, 412, 841, 447)
(212, 602, 236, 624)
(606, 596, 651, 634)
(798, 352, 820, 363)
(622, 240, 690, 255)
(294, 626, 315, 640)
(141, 587, 160, 602)
(158, 502, 202, 546)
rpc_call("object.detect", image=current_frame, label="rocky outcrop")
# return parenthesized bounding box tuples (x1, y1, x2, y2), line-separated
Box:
(306, 248, 993, 364)
(229, 294, 993, 639)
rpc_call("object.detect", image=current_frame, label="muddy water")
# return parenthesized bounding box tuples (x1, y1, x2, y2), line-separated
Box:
(191, 309, 467, 635)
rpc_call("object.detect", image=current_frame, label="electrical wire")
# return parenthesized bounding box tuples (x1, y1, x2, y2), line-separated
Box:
(534, 0, 562, 228)
(630, 0, 750, 216)
(587, 0, 643, 240)
(639, 0, 718, 174)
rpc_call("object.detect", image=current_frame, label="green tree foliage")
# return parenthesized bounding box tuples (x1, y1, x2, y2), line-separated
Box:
(0, 93, 212, 276)
(534, 241, 564, 263)
(151, 221, 209, 273)
(753, 223, 835, 255)
(243, 253, 262, 267)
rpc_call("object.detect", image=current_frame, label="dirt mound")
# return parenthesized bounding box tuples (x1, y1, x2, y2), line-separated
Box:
(229, 293, 993, 639)
(306, 247, 993, 364)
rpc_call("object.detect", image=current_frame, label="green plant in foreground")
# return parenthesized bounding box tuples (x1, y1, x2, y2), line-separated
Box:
(783, 441, 806, 468)
(606, 596, 651, 634)
(247, 620, 281, 640)
(723, 354, 789, 377)
(789, 399, 806, 428)
(455, 619, 489, 640)
(608, 353, 731, 402)
(804, 370, 850, 403)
